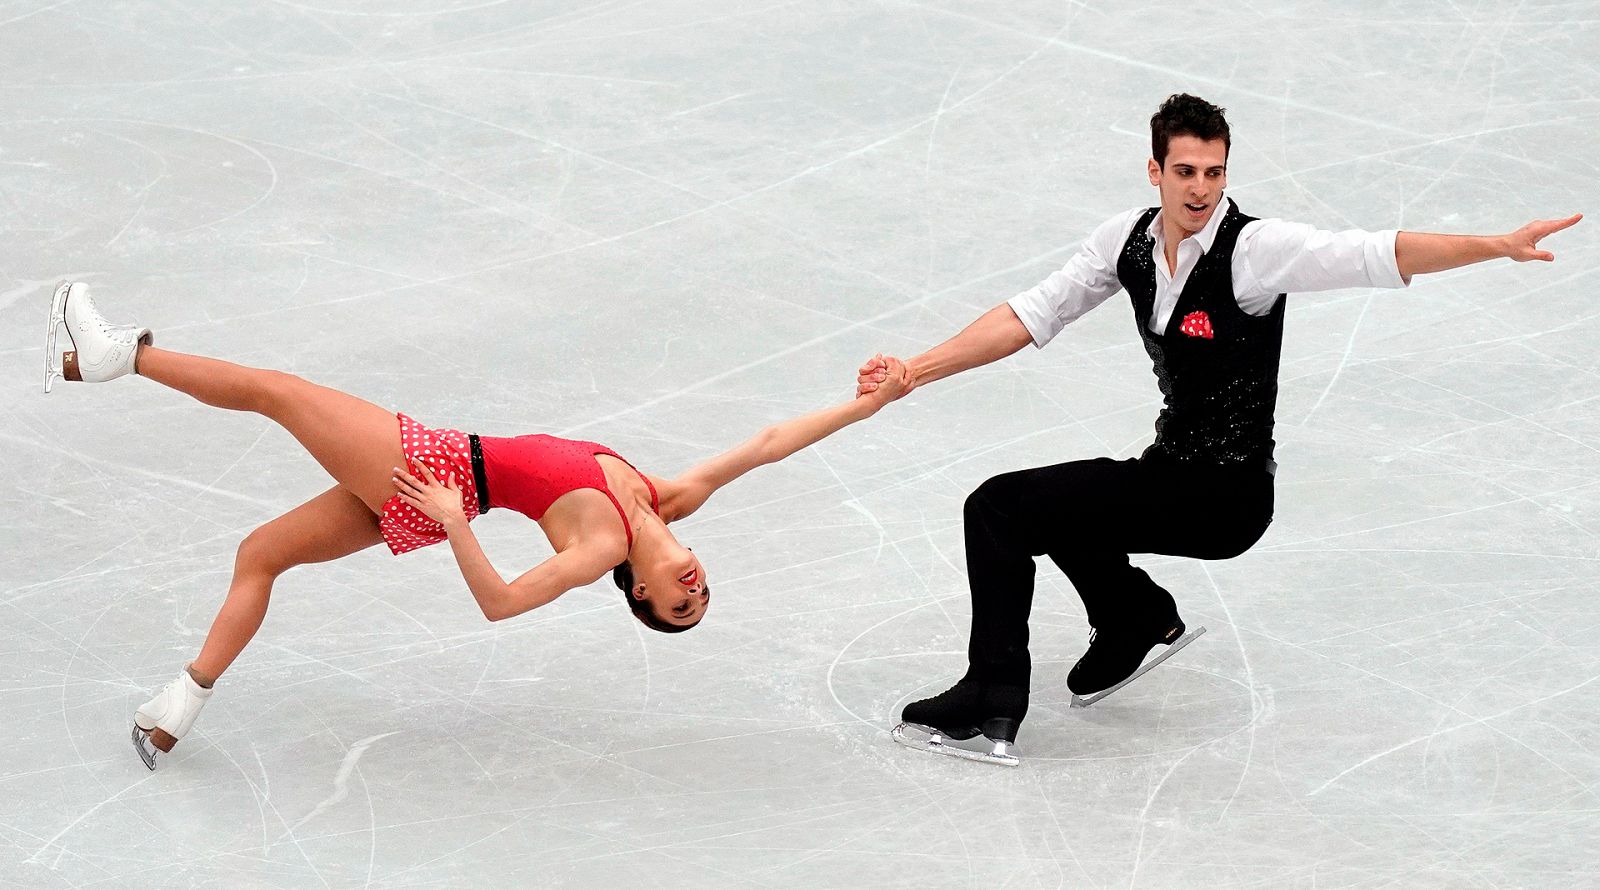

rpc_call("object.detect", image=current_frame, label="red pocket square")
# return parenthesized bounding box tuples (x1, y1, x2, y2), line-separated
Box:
(1179, 311, 1214, 339)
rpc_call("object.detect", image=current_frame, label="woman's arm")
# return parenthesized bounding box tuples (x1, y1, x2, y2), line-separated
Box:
(663, 357, 909, 521)
(444, 528, 614, 621)
(393, 463, 617, 621)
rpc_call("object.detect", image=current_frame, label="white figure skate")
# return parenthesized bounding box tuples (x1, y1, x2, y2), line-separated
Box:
(132, 669, 213, 770)
(44, 281, 153, 393)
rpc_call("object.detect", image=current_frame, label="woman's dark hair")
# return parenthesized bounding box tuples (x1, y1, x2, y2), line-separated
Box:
(1150, 93, 1230, 168)
(612, 561, 702, 634)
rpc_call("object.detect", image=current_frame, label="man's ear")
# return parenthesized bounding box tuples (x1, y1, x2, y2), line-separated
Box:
(1147, 157, 1161, 187)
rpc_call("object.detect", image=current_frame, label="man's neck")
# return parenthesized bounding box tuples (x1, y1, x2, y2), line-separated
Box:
(1160, 215, 1193, 276)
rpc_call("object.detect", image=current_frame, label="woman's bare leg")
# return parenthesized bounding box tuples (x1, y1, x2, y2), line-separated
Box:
(191, 485, 383, 681)
(135, 346, 405, 512)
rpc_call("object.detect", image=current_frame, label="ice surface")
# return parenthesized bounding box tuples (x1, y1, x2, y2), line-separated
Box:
(3, 1, 1597, 887)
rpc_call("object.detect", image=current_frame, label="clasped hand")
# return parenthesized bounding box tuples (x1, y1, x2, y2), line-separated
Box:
(855, 353, 911, 405)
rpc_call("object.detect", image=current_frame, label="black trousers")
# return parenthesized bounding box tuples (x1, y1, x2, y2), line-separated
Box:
(960, 454, 1274, 687)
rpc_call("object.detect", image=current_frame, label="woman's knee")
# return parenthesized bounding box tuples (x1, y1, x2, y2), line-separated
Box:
(235, 525, 295, 578)
(247, 369, 304, 414)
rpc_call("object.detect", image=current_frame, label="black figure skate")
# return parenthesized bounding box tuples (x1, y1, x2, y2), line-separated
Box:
(1068, 617, 1206, 708)
(891, 678, 1027, 767)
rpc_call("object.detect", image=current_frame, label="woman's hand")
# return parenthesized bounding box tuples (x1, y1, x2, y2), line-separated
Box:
(393, 461, 468, 529)
(857, 354, 910, 411)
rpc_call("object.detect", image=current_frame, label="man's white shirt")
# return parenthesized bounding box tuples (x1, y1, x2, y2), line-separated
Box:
(1007, 193, 1410, 348)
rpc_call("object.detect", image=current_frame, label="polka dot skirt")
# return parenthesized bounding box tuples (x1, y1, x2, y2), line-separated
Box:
(380, 413, 482, 556)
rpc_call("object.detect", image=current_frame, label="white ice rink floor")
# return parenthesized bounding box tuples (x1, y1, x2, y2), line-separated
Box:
(4, 2, 1598, 887)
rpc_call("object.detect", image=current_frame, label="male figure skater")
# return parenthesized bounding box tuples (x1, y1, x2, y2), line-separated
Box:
(857, 93, 1581, 765)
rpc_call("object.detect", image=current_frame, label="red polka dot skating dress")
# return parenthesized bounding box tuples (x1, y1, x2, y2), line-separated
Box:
(379, 414, 658, 556)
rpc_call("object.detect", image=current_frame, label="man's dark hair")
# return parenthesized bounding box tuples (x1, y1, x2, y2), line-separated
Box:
(1150, 93, 1230, 168)
(612, 561, 702, 634)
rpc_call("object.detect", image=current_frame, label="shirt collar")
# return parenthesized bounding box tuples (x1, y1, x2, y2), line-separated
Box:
(1147, 191, 1230, 254)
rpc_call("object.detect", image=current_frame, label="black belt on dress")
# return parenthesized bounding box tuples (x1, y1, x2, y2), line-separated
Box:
(467, 434, 491, 512)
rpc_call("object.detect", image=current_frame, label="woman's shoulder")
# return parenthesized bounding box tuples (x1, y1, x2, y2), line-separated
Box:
(647, 475, 695, 523)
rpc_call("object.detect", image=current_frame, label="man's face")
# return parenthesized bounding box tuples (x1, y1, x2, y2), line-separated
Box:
(1147, 135, 1229, 237)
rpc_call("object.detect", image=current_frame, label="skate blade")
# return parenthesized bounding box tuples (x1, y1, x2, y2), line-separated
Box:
(132, 725, 158, 770)
(1070, 625, 1207, 709)
(43, 281, 69, 393)
(890, 722, 1020, 767)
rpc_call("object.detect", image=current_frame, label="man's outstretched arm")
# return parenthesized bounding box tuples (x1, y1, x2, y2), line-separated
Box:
(1395, 214, 1582, 280)
(857, 303, 1034, 399)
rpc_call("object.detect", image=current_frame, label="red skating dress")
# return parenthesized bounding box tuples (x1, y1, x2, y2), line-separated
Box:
(379, 414, 658, 556)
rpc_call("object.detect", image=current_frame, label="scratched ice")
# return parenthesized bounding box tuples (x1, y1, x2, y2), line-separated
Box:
(2, 2, 1597, 888)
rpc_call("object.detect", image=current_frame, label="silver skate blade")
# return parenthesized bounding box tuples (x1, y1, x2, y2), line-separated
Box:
(890, 722, 1020, 767)
(132, 725, 158, 770)
(44, 281, 69, 393)
(1070, 625, 1207, 708)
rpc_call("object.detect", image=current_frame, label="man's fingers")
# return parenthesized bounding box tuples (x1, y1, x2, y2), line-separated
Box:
(1530, 213, 1582, 242)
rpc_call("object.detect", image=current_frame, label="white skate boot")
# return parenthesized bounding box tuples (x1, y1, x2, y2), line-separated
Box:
(43, 281, 153, 393)
(132, 668, 213, 770)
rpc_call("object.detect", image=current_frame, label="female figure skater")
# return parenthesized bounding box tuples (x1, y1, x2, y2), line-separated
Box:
(42, 282, 909, 768)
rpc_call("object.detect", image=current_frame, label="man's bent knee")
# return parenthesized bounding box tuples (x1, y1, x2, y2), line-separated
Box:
(966, 469, 1045, 517)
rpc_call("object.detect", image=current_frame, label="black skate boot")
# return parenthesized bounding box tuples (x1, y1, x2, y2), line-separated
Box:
(1067, 615, 1206, 708)
(892, 678, 1027, 766)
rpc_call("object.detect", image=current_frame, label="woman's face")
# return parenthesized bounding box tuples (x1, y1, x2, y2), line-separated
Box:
(632, 545, 710, 627)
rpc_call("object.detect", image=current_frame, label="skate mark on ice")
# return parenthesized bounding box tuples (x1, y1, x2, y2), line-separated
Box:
(1309, 673, 1600, 797)
(281, 731, 400, 839)
(1203, 563, 1268, 825)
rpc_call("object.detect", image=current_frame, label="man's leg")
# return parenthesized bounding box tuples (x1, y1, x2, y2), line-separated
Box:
(1045, 457, 1274, 695)
(959, 457, 1146, 686)
(900, 457, 1141, 747)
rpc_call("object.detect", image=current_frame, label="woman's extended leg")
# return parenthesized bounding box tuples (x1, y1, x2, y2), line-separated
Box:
(135, 485, 384, 765)
(135, 346, 405, 512)
(191, 485, 384, 680)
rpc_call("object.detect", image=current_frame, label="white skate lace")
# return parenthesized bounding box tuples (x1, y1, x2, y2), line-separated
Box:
(75, 291, 141, 343)
(84, 298, 119, 335)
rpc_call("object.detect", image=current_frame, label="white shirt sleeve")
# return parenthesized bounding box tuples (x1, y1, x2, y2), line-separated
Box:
(1006, 209, 1141, 348)
(1232, 219, 1410, 315)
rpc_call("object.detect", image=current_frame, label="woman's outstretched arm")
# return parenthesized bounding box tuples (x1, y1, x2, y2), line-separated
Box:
(661, 356, 910, 522)
(393, 462, 617, 621)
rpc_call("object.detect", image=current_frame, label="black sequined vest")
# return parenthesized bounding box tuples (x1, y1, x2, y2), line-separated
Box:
(1116, 199, 1286, 468)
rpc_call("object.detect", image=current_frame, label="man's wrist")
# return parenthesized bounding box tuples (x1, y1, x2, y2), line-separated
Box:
(906, 353, 932, 390)
(1493, 232, 1514, 259)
